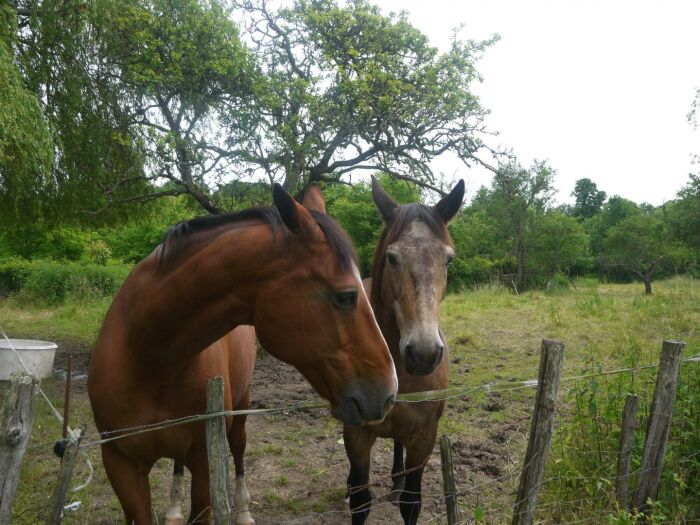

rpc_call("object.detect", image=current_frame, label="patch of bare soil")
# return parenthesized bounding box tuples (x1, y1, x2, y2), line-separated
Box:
(40, 343, 529, 524)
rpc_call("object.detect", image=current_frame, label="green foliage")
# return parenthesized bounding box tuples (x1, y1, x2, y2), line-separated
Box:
(239, 0, 496, 192)
(528, 212, 591, 280)
(570, 177, 607, 219)
(12, 0, 147, 225)
(667, 174, 700, 250)
(0, 258, 129, 303)
(0, 228, 87, 261)
(586, 196, 641, 257)
(546, 351, 700, 522)
(324, 175, 419, 275)
(0, 257, 34, 295)
(601, 212, 692, 291)
(0, 8, 54, 223)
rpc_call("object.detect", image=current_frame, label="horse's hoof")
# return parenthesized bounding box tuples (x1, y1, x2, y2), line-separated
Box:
(164, 516, 185, 525)
(235, 510, 255, 525)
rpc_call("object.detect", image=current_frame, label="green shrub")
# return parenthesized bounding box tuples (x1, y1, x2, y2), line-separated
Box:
(83, 240, 112, 265)
(448, 256, 496, 291)
(10, 260, 130, 304)
(101, 223, 166, 264)
(0, 257, 34, 295)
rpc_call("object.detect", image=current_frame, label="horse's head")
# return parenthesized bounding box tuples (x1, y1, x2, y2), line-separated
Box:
(254, 183, 397, 426)
(371, 177, 465, 375)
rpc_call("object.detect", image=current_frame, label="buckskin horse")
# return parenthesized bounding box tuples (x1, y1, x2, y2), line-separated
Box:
(344, 177, 464, 525)
(88, 184, 398, 524)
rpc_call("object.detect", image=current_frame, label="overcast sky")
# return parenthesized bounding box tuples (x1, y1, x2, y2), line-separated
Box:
(374, 0, 700, 205)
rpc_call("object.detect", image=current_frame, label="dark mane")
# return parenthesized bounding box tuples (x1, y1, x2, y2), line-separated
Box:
(370, 203, 451, 306)
(157, 206, 356, 271)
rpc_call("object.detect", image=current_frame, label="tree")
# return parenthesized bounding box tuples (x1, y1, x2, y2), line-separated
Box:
(235, 0, 498, 193)
(601, 213, 688, 294)
(528, 212, 590, 280)
(489, 160, 556, 289)
(96, 0, 260, 215)
(667, 174, 700, 250)
(570, 178, 606, 219)
(585, 195, 640, 257)
(5, 0, 499, 221)
(9, 0, 148, 225)
(0, 3, 54, 223)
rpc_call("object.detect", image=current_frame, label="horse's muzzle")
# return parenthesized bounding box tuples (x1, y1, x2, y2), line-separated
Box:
(332, 385, 396, 426)
(403, 341, 444, 375)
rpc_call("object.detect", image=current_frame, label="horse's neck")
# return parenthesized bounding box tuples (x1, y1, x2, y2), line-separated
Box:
(120, 224, 275, 366)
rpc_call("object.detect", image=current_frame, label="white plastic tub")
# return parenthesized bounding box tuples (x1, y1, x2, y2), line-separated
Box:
(0, 339, 58, 380)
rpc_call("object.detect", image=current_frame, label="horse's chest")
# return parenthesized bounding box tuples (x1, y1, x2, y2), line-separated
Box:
(373, 400, 445, 444)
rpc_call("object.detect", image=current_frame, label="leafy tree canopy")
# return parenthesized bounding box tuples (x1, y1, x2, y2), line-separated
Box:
(0, 3, 54, 223)
(601, 211, 690, 293)
(3, 0, 498, 224)
(570, 177, 606, 219)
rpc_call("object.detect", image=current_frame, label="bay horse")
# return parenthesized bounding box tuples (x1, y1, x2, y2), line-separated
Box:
(88, 184, 398, 525)
(164, 326, 256, 525)
(344, 177, 464, 525)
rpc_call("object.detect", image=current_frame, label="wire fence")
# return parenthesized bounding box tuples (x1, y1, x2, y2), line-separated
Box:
(3, 329, 699, 524)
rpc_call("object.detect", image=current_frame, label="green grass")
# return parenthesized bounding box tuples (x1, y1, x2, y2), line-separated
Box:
(3, 276, 699, 523)
(0, 295, 111, 345)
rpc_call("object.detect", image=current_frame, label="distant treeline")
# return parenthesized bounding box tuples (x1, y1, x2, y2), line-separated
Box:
(1, 171, 698, 301)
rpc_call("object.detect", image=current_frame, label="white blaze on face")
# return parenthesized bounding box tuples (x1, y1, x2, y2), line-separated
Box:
(386, 221, 449, 365)
(352, 262, 398, 391)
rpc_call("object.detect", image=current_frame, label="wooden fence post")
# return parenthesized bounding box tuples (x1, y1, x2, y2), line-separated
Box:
(206, 376, 232, 525)
(47, 428, 84, 525)
(511, 339, 564, 525)
(439, 435, 458, 525)
(615, 393, 638, 510)
(0, 373, 39, 525)
(632, 340, 685, 513)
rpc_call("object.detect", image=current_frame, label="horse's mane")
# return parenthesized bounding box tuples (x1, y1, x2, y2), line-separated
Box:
(370, 203, 451, 306)
(157, 207, 357, 271)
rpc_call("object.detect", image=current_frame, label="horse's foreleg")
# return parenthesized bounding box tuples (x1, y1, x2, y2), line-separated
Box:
(187, 450, 212, 525)
(164, 460, 186, 525)
(399, 432, 436, 525)
(390, 440, 405, 504)
(343, 425, 376, 525)
(229, 395, 254, 525)
(101, 444, 153, 525)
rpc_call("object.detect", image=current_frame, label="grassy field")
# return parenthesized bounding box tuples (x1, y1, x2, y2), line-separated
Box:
(1, 276, 699, 523)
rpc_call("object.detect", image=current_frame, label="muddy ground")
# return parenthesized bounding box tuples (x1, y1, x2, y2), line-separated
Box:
(9, 337, 531, 525)
(35, 340, 532, 525)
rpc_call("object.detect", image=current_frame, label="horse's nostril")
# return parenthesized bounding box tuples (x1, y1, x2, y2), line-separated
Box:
(385, 393, 396, 412)
(404, 343, 416, 360)
(433, 344, 445, 368)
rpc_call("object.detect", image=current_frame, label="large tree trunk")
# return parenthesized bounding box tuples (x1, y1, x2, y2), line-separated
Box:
(644, 276, 652, 295)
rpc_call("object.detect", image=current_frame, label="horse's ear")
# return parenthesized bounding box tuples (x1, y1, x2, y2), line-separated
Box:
(371, 176, 399, 223)
(433, 180, 465, 223)
(273, 183, 322, 239)
(300, 182, 326, 214)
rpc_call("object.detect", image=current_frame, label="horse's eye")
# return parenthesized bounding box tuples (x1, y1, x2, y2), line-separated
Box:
(334, 290, 358, 308)
(387, 252, 399, 265)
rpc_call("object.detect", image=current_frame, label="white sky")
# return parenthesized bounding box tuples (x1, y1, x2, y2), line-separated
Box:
(375, 0, 700, 205)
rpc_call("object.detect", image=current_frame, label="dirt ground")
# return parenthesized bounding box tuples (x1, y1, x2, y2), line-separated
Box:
(34, 340, 529, 525)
